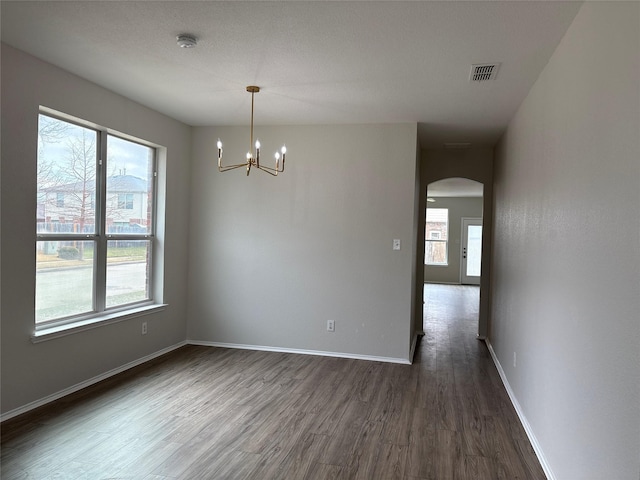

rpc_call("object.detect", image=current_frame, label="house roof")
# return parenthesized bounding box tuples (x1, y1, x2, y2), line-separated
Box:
(108, 175, 147, 192)
(0, 1, 583, 148)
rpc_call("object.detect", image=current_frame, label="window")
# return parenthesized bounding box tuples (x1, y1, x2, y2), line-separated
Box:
(117, 193, 134, 210)
(36, 111, 158, 329)
(425, 208, 448, 265)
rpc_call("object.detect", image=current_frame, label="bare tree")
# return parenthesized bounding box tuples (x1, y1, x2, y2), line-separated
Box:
(38, 122, 97, 259)
(37, 115, 69, 188)
(63, 130, 97, 240)
(38, 115, 69, 146)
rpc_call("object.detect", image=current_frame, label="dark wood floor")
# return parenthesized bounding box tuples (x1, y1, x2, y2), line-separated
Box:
(1, 284, 545, 479)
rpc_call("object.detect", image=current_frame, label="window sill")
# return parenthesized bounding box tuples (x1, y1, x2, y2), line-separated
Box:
(31, 304, 167, 343)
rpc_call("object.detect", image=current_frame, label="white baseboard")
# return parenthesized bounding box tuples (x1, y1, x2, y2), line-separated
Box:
(0, 341, 187, 423)
(188, 340, 412, 365)
(485, 340, 556, 480)
(2, 339, 411, 423)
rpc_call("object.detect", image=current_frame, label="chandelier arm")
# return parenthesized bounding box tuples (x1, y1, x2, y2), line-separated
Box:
(218, 163, 248, 172)
(256, 164, 284, 174)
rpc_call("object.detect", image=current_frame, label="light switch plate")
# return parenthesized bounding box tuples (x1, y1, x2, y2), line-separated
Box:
(393, 239, 401, 250)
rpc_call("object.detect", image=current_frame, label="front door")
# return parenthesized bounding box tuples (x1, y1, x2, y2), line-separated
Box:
(461, 218, 482, 285)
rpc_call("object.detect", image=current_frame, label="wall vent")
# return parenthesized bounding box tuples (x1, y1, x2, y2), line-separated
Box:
(470, 63, 500, 82)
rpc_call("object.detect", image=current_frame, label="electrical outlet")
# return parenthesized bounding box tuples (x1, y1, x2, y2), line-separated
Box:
(513, 352, 517, 368)
(327, 319, 335, 332)
(142, 322, 148, 335)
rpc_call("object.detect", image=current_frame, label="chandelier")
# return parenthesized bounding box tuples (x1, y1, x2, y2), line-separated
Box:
(217, 86, 287, 176)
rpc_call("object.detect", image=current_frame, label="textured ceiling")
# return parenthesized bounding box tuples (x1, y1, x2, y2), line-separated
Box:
(1, 1, 582, 148)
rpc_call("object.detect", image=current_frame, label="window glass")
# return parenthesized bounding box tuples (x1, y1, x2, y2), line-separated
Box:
(36, 116, 97, 235)
(106, 239, 151, 308)
(36, 112, 157, 328)
(425, 208, 448, 265)
(36, 240, 95, 322)
(106, 136, 154, 235)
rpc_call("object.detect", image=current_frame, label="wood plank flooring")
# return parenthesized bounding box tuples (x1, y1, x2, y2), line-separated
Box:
(1, 284, 546, 479)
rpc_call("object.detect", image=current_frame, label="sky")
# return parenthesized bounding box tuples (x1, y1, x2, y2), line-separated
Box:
(38, 114, 153, 186)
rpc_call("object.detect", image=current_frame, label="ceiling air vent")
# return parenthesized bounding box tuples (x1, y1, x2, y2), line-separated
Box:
(470, 63, 500, 82)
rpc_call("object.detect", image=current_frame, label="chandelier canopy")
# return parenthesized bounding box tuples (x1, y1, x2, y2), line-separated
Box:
(217, 86, 287, 176)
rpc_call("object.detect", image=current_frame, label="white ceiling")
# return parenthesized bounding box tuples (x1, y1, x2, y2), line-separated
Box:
(1, 1, 582, 148)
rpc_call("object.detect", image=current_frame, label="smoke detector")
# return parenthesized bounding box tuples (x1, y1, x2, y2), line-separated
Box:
(177, 34, 198, 48)
(469, 63, 500, 82)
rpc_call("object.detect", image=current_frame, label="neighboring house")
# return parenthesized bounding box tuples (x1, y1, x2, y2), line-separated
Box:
(37, 174, 150, 233)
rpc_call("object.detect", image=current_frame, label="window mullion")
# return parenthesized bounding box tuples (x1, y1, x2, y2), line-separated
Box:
(94, 130, 108, 313)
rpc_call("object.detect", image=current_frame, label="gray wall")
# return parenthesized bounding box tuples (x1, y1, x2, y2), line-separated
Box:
(491, 2, 640, 479)
(0, 45, 192, 415)
(424, 196, 483, 284)
(187, 124, 419, 362)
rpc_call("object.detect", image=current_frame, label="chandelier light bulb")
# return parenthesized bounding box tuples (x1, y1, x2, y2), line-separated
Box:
(217, 139, 222, 149)
(281, 145, 287, 154)
(255, 140, 261, 149)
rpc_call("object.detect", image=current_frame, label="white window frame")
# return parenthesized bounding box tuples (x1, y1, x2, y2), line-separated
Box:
(425, 207, 449, 266)
(34, 108, 165, 341)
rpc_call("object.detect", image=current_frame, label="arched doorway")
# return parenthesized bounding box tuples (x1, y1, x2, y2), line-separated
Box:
(423, 177, 486, 338)
(425, 178, 483, 284)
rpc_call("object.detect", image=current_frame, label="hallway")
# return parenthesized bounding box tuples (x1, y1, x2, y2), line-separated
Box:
(413, 283, 546, 478)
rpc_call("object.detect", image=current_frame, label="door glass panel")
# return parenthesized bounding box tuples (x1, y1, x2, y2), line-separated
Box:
(466, 225, 482, 277)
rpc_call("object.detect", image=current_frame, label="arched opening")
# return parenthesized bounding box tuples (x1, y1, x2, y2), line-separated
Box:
(425, 178, 484, 284)
(424, 177, 485, 339)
